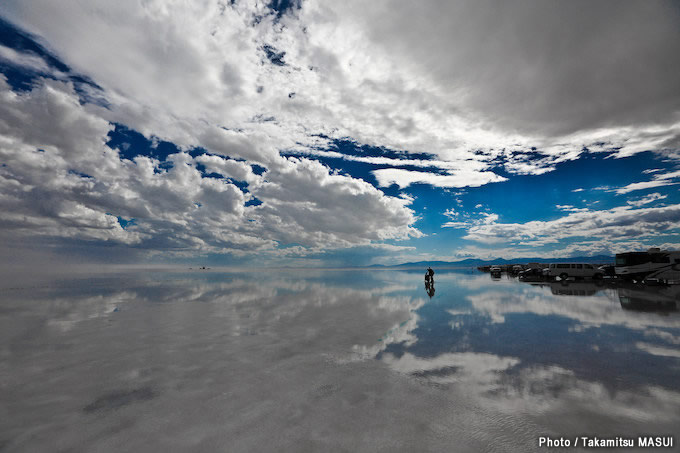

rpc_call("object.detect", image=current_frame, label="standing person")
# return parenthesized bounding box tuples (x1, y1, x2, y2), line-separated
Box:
(427, 267, 434, 278)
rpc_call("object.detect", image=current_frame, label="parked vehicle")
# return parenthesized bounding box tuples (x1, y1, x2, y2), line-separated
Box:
(615, 248, 680, 282)
(518, 267, 544, 282)
(545, 263, 604, 280)
(598, 264, 616, 278)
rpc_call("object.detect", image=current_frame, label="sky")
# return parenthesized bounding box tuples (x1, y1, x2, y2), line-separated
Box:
(0, 0, 679, 268)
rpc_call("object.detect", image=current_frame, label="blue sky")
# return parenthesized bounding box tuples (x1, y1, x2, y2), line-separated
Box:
(0, 1, 679, 267)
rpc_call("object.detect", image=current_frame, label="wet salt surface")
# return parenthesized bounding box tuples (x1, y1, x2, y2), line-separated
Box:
(1, 269, 679, 452)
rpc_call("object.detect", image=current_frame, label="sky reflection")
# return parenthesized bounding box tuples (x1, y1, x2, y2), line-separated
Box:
(375, 270, 680, 430)
(1, 270, 678, 451)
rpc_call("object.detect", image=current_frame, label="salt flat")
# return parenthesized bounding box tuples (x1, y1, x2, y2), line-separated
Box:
(1, 270, 678, 452)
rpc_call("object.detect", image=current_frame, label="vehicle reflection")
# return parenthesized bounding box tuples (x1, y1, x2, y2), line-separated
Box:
(528, 279, 680, 309)
(619, 285, 679, 312)
(531, 280, 603, 296)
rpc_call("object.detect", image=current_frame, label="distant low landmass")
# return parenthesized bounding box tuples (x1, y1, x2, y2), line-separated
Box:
(370, 255, 614, 268)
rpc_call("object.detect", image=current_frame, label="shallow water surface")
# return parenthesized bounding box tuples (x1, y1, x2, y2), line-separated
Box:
(1, 270, 679, 452)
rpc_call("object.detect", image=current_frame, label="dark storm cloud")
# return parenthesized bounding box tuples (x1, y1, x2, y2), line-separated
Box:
(356, 0, 680, 136)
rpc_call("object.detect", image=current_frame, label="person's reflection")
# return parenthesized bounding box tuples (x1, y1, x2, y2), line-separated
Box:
(424, 279, 435, 298)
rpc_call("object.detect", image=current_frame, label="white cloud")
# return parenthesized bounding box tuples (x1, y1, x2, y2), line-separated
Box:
(442, 222, 469, 229)
(656, 170, 680, 180)
(288, 148, 491, 172)
(615, 179, 678, 195)
(372, 168, 507, 189)
(463, 203, 680, 250)
(0, 79, 420, 260)
(481, 213, 498, 224)
(250, 157, 422, 247)
(194, 154, 261, 185)
(626, 192, 667, 207)
(556, 205, 589, 213)
(443, 208, 458, 219)
(615, 169, 680, 194)
(0, 44, 54, 74)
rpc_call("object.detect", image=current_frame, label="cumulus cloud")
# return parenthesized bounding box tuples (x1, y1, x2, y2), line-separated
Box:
(250, 157, 422, 247)
(194, 154, 260, 185)
(0, 78, 419, 261)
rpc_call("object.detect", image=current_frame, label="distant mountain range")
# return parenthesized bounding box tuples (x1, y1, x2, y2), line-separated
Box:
(369, 255, 614, 268)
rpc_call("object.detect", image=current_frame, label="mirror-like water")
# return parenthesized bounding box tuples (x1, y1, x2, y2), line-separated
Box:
(1, 270, 678, 452)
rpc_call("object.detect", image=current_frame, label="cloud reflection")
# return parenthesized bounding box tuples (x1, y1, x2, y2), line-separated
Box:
(357, 273, 680, 435)
(2, 270, 679, 451)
